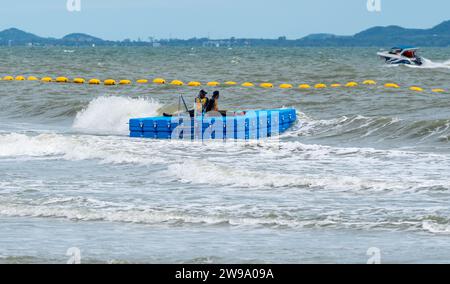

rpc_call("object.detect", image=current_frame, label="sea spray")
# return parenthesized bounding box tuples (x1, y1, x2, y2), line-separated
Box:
(72, 96, 163, 135)
(407, 58, 450, 69)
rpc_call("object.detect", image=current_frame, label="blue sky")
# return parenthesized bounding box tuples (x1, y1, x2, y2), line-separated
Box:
(0, 0, 449, 40)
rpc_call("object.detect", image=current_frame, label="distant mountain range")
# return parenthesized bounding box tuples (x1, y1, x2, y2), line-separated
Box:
(1, 20, 449, 47)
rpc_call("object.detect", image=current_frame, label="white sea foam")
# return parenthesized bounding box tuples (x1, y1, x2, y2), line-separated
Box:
(0, 197, 398, 230)
(1, 130, 449, 171)
(0, 133, 164, 164)
(422, 220, 450, 234)
(0, 197, 447, 234)
(0, 203, 324, 229)
(383, 58, 450, 69)
(1, 127, 450, 194)
(0, 197, 278, 227)
(168, 159, 418, 192)
(408, 58, 450, 69)
(72, 96, 162, 135)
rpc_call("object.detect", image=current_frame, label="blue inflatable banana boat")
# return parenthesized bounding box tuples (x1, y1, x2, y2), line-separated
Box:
(129, 108, 297, 140)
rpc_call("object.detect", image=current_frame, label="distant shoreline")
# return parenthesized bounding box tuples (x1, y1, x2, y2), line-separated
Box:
(1, 20, 449, 47)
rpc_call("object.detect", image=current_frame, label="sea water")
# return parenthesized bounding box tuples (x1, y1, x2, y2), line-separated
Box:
(0, 46, 450, 263)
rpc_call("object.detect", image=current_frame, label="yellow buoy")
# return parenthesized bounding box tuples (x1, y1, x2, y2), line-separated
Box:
(15, 76, 26, 81)
(242, 82, 254, 87)
(260, 83, 274, 88)
(170, 80, 184, 86)
(432, 88, 445, 93)
(363, 80, 377, 85)
(136, 79, 148, 84)
(119, 79, 132, 85)
(207, 81, 220, 87)
(385, 83, 400, 88)
(188, 81, 201, 87)
(279, 83, 293, 89)
(409, 86, 423, 92)
(56, 77, 69, 83)
(315, 83, 327, 89)
(224, 81, 237, 86)
(73, 78, 85, 84)
(89, 79, 101, 85)
(153, 78, 166, 84)
(3, 76, 14, 81)
(104, 79, 116, 86)
(331, 84, 341, 88)
(27, 76, 38, 81)
(346, 82, 358, 87)
(41, 77, 53, 83)
(298, 84, 311, 89)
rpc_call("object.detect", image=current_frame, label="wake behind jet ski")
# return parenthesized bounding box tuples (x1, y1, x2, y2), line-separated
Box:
(377, 46, 423, 66)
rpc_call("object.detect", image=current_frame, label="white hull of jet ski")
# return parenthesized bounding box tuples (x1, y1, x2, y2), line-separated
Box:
(377, 51, 423, 66)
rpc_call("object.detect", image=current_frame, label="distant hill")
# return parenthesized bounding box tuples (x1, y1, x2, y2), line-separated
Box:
(0, 29, 116, 46)
(62, 33, 104, 43)
(0, 28, 45, 44)
(430, 20, 450, 34)
(293, 20, 450, 47)
(0, 20, 449, 47)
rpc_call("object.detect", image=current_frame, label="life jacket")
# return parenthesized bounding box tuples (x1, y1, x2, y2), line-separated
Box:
(195, 97, 209, 112)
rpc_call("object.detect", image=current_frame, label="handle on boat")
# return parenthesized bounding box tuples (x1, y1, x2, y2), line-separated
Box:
(180, 94, 189, 113)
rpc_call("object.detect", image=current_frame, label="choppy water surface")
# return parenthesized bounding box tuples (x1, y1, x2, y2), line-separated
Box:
(0, 47, 450, 263)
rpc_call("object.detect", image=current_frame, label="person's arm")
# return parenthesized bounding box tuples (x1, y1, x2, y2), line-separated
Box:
(195, 97, 203, 113)
(214, 100, 219, 111)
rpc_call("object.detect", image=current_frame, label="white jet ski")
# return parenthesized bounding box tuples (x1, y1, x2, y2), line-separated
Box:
(377, 46, 423, 66)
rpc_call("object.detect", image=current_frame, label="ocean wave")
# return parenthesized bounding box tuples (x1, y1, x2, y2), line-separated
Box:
(167, 160, 407, 191)
(0, 94, 87, 120)
(1, 131, 450, 182)
(0, 133, 165, 164)
(1, 197, 450, 234)
(1, 129, 450, 196)
(422, 220, 450, 234)
(288, 113, 450, 143)
(0, 201, 236, 226)
(1, 92, 449, 147)
(73, 96, 162, 135)
(293, 114, 401, 136)
(0, 95, 163, 129)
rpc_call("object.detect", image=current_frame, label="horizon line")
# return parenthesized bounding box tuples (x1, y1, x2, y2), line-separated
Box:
(1, 18, 448, 42)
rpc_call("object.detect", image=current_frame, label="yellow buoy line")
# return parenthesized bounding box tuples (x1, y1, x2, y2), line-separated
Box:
(0, 75, 447, 93)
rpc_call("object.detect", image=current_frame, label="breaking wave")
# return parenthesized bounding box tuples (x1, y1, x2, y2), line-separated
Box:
(72, 96, 162, 135)
(1, 196, 450, 235)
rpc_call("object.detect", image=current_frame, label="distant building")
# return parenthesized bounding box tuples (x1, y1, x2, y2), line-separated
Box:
(202, 40, 231, 47)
